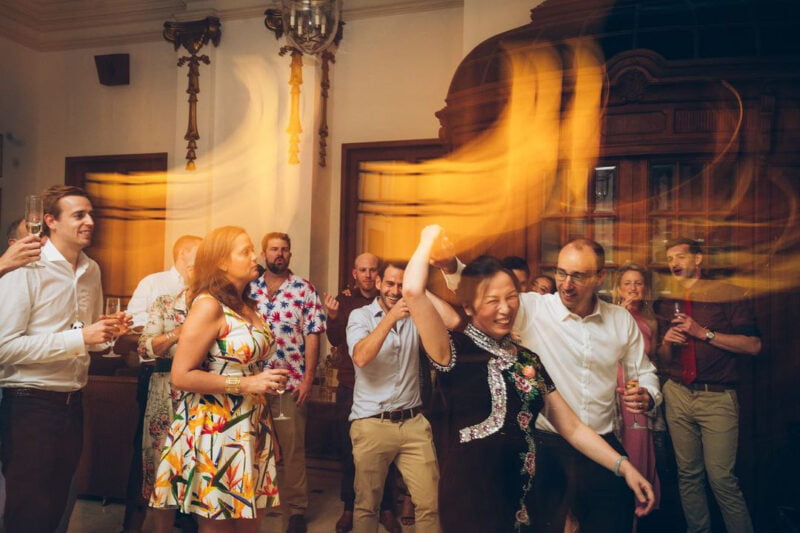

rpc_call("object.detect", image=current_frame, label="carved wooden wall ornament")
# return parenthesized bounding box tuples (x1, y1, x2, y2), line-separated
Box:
(163, 16, 221, 171)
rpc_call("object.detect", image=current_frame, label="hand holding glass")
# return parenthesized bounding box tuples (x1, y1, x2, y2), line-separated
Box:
(103, 297, 122, 358)
(671, 301, 688, 345)
(625, 361, 647, 430)
(24, 195, 44, 268)
(273, 359, 291, 420)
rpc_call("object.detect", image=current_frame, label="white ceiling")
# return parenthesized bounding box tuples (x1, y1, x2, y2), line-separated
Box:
(0, 0, 461, 51)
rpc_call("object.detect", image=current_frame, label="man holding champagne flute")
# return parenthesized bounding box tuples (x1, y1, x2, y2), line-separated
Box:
(657, 238, 761, 533)
(0, 185, 130, 532)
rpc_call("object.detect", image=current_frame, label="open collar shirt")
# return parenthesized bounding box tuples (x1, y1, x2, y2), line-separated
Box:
(249, 272, 326, 391)
(0, 239, 103, 392)
(515, 292, 662, 435)
(126, 266, 184, 328)
(346, 298, 422, 421)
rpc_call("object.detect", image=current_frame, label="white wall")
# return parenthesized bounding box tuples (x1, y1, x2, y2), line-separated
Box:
(462, 0, 540, 56)
(1, 2, 541, 289)
(0, 35, 43, 230)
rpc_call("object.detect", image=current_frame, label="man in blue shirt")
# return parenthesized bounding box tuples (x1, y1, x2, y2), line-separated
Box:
(346, 260, 443, 533)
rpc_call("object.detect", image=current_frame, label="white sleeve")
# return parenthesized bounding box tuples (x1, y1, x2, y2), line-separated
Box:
(0, 271, 86, 365)
(440, 258, 466, 292)
(126, 277, 152, 328)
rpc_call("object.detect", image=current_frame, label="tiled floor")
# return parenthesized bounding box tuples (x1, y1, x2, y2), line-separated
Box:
(66, 460, 412, 532)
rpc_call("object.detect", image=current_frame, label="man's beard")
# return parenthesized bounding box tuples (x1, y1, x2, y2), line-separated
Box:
(267, 262, 287, 274)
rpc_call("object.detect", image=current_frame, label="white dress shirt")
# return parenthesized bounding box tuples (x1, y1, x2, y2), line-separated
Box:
(515, 292, 662, 434)
(0, 240, 103, 392)
(127, 266, 183, 328)
(443, 266, 662, 435)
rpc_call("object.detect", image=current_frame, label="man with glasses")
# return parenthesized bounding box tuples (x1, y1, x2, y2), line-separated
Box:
(439, 238, 661, 532)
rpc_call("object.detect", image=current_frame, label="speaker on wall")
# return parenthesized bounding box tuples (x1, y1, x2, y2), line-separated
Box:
(94, 54, 130, 86)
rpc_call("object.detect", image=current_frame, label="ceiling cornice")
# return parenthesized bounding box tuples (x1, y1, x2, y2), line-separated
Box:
(0, 0, 464, 51)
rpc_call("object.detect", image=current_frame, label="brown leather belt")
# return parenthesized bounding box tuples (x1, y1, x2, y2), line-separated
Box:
(3, 387, 82, 405)
(369, 406, 420, 423)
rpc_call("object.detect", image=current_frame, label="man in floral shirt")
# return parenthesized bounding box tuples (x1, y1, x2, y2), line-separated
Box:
(249, 232, 326, 533)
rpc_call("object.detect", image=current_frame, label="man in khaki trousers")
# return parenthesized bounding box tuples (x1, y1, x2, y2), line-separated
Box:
(346, 260, 442, 533)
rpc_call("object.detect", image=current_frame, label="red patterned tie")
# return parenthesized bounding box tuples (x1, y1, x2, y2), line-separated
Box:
(680, 295, 697, 385)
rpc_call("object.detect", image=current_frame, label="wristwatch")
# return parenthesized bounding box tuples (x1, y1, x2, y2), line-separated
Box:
(704, 329, 716, 342)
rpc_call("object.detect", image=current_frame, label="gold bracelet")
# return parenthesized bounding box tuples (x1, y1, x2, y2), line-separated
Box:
(225, 376, 242, 395)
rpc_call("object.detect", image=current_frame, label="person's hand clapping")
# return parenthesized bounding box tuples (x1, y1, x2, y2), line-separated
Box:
(323, 292, 340, 321)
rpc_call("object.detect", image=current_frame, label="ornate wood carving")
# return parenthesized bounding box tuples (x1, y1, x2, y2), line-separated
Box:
(163, 17, 221, 170)
(674, 109, 718, 134)
(605, 112, 666, 136)
(318, 51, 335, 167)
(615, 68, 650, 104)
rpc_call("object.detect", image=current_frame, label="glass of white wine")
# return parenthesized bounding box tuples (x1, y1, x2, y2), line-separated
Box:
(25, 195, 44, 268)
(625, 359, 647, 430)
(273, 358, 291, 421)
(103, 297, 122, 358)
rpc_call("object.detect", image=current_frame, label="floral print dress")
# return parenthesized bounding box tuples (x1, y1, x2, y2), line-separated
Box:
(149, 296, 279, 519)
(431, 324, 555, 532)
(139, 292, 186, 501)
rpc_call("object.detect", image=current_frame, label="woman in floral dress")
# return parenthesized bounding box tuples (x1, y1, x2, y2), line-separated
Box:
(139, 290, 187, 532)
(149, 226, 289, 532)
(403, 226, 655, 532)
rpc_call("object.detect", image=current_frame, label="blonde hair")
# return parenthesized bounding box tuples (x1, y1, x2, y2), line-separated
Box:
(189, 226, 253, 314)
(612, 263, 655, 320)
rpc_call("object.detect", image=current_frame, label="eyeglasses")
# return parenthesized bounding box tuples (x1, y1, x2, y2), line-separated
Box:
(554, 268, 597, 285)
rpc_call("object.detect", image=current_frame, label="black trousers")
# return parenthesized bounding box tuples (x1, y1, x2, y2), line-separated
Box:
(336, 385, 395, 511)
(533, 430, 634, 533)
(0, 390, 84, 533)
(121, 363, 153, 530)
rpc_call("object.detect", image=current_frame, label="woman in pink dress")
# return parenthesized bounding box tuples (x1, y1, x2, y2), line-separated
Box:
(614, 264, 662, 519)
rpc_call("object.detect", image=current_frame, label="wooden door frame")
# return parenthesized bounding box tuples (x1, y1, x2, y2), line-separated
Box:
(339, 139, 446, 290)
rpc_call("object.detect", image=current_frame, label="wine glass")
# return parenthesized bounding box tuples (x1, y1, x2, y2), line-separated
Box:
(25, 195, 44, 268)
(272, 359, 291, 421)
(625, 359, 647, 430)
(102, 297, 122, 358)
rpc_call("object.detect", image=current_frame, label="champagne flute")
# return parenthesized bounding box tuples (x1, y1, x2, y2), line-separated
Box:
(102, 297, 122, 358)
(25, 195, 44, 268)
(672, 301, 687, 345)
(625, 359, 647, 430)
(273, 358, 291, 421)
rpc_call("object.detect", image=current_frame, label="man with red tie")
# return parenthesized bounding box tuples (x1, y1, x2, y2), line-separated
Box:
(657, 238, 761, 533)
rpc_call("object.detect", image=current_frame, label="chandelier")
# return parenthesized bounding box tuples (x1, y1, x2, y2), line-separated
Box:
(280, 0, 341, 55)
(266, 0, 344, 166)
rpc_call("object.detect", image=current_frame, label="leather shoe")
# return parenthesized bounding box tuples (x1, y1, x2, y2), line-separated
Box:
(287, 514, 307, 533)
(335, 510, 353, 533)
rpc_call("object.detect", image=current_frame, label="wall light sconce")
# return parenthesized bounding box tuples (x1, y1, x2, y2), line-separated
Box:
(163, 16, 222, 171)
(265, 0, 343, 167)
